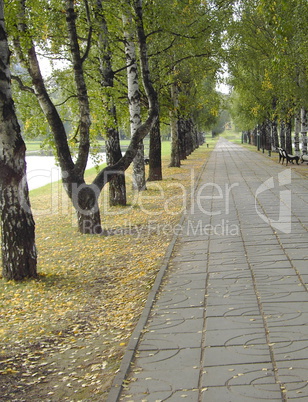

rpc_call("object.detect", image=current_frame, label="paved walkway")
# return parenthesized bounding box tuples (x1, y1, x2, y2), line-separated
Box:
(107, 138, 308, 401)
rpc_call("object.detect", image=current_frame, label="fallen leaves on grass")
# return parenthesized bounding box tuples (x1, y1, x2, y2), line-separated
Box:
(0, 144, 213, 400)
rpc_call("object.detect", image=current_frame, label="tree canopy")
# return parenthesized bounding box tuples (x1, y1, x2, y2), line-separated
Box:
(227, 0, 308, 132)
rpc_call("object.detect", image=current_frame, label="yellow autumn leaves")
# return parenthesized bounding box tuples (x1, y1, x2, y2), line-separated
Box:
(0, 142, 214, 398)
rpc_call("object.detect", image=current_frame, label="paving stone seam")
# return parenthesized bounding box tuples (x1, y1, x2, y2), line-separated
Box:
(197, 167, 215, 402)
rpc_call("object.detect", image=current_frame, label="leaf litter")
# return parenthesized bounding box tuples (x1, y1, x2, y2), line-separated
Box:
(0, 145, 212, 401)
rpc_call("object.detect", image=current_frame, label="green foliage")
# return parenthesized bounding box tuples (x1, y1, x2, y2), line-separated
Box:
(141, 0, 233, 130)
(5, 0, 232, 150)
(227, 0, 308, 128)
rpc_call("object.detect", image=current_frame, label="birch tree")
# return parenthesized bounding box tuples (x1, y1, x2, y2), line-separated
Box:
(95, 0, 126, 206)
(123, 11, 146, 192)
(0, 0, 37, 280)
(10, 0, 157, 234)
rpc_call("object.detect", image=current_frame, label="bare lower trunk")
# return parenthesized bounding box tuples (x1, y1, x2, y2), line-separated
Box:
(301, 107, 308, 155)
(1, 182, 37, 280)
(178, 117, 187, 160)
(265, 119, 272, 154)
(271, 118, 279, 149)
(105, 126, 126, 206)
(148, 116, 162, 181)
(285, 118, 292, 155)
(169, 82, 180, 167)
(280, 121, 286, 149)
(73, 184, 102, 234)
(133, 143, 146, 190)
(294, 110, 301, 156)
(77, 210, 102, 235)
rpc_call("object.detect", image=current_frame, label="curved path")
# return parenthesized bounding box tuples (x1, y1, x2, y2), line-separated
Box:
(108, 138, 308, 402)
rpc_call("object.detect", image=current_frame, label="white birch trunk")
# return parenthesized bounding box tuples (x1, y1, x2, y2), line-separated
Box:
(294, 110, 301, 156)
(123, 14, 146, 191)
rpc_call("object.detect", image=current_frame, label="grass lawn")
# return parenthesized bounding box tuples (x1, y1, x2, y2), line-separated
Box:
(25, 140, 44, 152)
(25, 139, 172, 154)
(0, 137, 217, 401)
(220, 129, 243, 143)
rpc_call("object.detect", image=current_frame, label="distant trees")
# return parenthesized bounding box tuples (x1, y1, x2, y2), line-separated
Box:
(143, 0, 232, 167)
(228, 0, 308, 154)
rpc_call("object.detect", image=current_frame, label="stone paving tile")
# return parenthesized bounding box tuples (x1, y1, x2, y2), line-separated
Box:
(209, 254, 248, 264)
(171, 252, 208, 262)
(206, 289, 259, 305)
(144, 315, 205, 334)
(254, 273, 303, 285)
(201, 362, 276, 387)
(249, 254, 291, 264)
(136, 330, 203, 351)
(207, 262, 249, 273)
(204, 343, 272, 363)
(244, 237, 281, 246)
(110, 139, 308, 402)
(250, 260, 293, 270)
(272, 340, 308, 361)
(200, 384, 283, 401)
(208, 271, 252, 280)
(120, 376, 197, 401)
(285, 250, 308, 260)
(257, 289, 306, 303)
(204, 328, 268, 347)
(153, 288, 206, 309)
(161, 274, 207, 290)
(150, 305, 205, 319)
(132, 347, 201, 368)
(267, 327, 308, 343)
(292, 259, 308, 270)
(167, 260, 207, 275)
(174, 241, 209, 254)
(205, 302, 260, 318)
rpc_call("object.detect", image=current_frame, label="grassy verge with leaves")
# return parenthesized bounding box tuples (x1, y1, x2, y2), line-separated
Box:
(220, 130, 308, 178)
(0, 138, 216, 401)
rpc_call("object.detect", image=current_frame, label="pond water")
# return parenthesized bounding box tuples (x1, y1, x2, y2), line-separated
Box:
(26, 154, 106, 191)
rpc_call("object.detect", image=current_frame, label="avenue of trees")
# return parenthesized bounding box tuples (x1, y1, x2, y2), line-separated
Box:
(3, 0, 308, 280)
(228, 0, 308, 155)
(1, 0, 231, 280)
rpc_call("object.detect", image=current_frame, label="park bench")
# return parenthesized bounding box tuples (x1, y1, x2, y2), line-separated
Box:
(277, 147, 299, 165)
(301, 154, 308, 164)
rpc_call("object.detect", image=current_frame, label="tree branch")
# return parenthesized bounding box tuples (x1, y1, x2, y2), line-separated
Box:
(55, 94, 78, 106)
(11, 75, 34, 93)
(81, 0, 93, 63)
